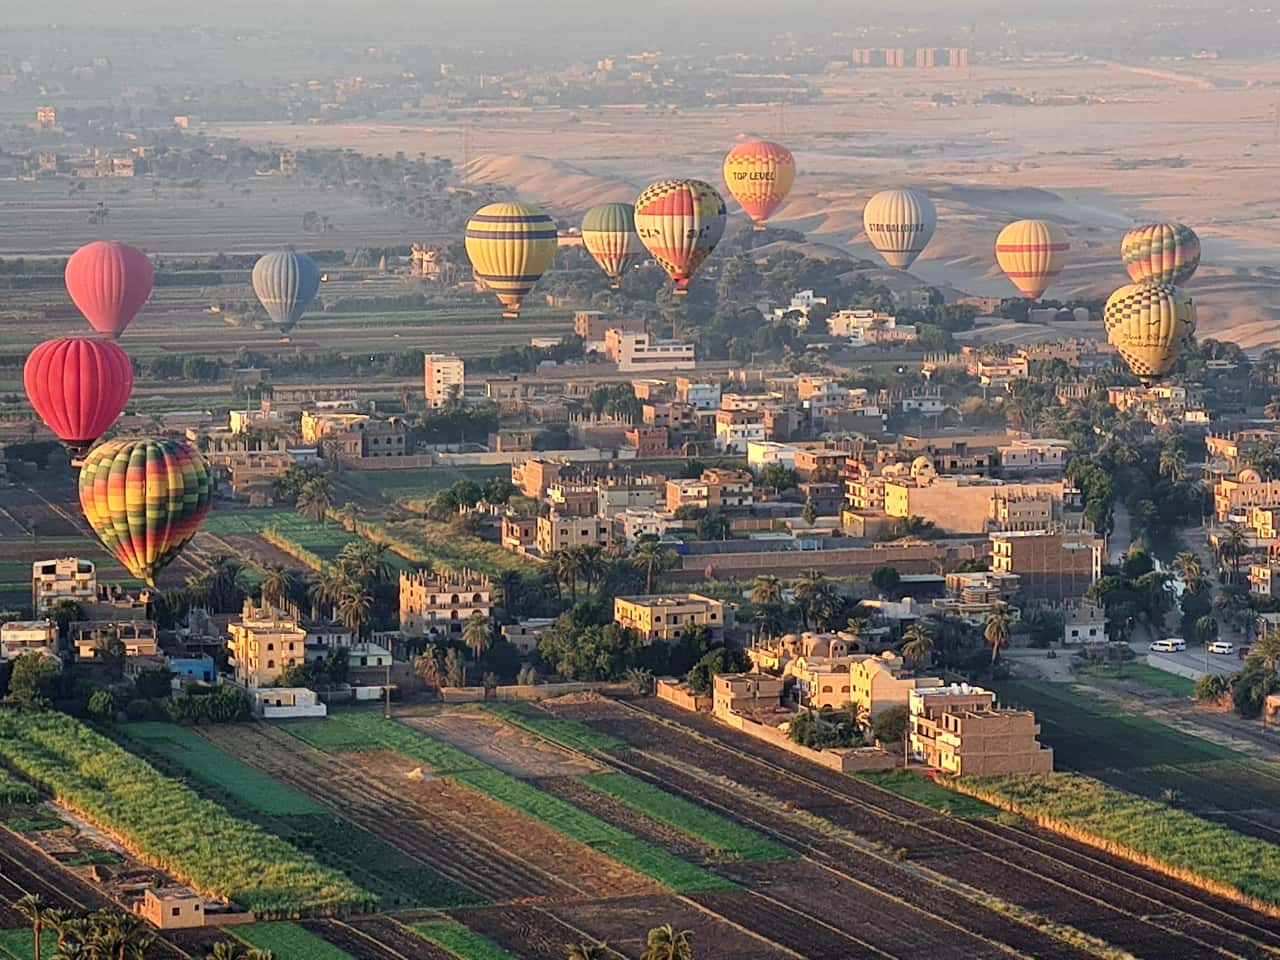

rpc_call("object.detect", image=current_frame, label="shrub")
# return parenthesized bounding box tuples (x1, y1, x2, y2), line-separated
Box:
(872, 704, 909, 746)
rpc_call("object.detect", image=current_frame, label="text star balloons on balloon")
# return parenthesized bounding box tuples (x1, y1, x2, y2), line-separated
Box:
(64, 241, 154, 338)
(24, 338, 133, 457)
(995, 219, 1071, 300)
(1103, 281, 1197, 385)
(464, 202, 558, 318)
(79, 437, 212, 586)
(1122, 222, 1200, 287)
(722, 140, 795, 229)
(634, 178, 727, 295)
(581, 202, 645, 288)
(252, 252, 321, 333)
(862, 189, 937, 269)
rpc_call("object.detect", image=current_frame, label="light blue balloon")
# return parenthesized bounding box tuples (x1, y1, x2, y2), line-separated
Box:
(252, 252, 320, 332)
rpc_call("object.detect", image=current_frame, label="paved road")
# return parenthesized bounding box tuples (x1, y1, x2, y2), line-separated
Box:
(1142, 644, 1238, 678)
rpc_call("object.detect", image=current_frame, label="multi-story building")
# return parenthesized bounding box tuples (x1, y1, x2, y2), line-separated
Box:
(793, 446, 848, 480)
(424, 354, 465, 408)
(625, 427, 671, 457)
(511, 458, 563, 499)
(597, 476, 664, 518)
(574, 311, 643, 353)
(300, 412, 408, 460)
(399, 570, 493, 637)
(998, 440, 1070, 476)
(989, 529, 1104, 602)
(897, 436, 996, 476)
(848, 652, 945, 722)
(614, 594, 726, 643)
(1245, 505, 1280, 541)
(665, 469, 754, 512)
(547, 481, 598, 517)
(612, 509, 685, 548)
(715, 409, 766, 453)
(604, 329, 695, 372)
(32, 558, 98, 615)
(1063, 602, 1107, 645)
(746, 441, 798, 472)
(227, 602, 307, 688)
(787, 655, 855, 709)
(536, 513, 611, 555)
(909, 684, 1053, 777)
(0, 620, 58, 660)
(975, 357, 1029, 387)
(73, 620, 160, 661)
(1215, 472, 1280, 523)
(884, 475, 1066, 535)
(674, 377, 721, 410)
(501, 514, 538, 552)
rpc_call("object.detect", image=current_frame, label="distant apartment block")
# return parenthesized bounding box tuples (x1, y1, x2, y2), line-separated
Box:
(424, 353, 465, 409)
(989, 530, 1104, 602)
(604, 329, 695, 373)
(614, 594, 725, 643)
(537, 513, 611, 555)
(399, 570, 493, 638)
(227, 603, 307, 688)
(0, 620, 58, 660)
(32, 557, 97, 615)
(910, 684, 1053, 777)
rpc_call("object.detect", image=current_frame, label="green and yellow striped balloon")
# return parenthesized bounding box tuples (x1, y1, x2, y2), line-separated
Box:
(78, 437, 212, 586)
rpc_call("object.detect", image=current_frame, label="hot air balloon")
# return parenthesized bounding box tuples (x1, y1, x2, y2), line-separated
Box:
(862, 189, 937, 269)
(722, 140, 795, 229)
(995, 220, 1070, 299)
(1122, 222, 1200, 286)
(464, 202, 558, 318)
(79, 437, 212, 586)
(1103, 281, 1196, 384)
(634, 179, 727, 295)
(252, 252, 320, 333)
(581, 202, 645, 288)
(64, 241, 154, 339)
(24, 338, 133, 457)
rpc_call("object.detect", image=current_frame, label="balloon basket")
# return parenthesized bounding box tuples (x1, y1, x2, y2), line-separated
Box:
(672, 288, 689, 297)
(70, 456, 86, 469)
(753, 224, 767, 232)
(502, 310, 521, 319)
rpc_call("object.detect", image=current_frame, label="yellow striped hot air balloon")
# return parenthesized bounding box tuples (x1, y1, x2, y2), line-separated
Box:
(465, 202, 558, 318)
(995, 219, 1070, 299)
(1122, 222, 1200, 286)
(863, 189, 937, 269)
(581, 202, 644, 288)
(1103, 281, 1196, 385)
(634, 179, 727, 295)
(722, 140, 796, 229)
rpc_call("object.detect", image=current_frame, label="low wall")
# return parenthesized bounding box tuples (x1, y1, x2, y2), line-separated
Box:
(205, 912, 257, 927)
(656, 679, 711, 712)
(435, 447, 635, 467)
(1146, 652, 1204, 680)
(439, 681, 627, 703)
(713, 703, 896, 773)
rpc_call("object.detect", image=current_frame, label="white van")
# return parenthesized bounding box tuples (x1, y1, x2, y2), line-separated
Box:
(1207, 641, 1235, 655)
(1150, 638, 1187, 652)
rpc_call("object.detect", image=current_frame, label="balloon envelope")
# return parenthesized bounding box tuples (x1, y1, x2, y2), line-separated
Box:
(634, 179, 727, 292)
(79, 437, 212, 586)
(722, 141, 795, 227)
(1122, 223, 1200, 286)
(24, 338, 133, 454)
(252, 252, 320, 333)
(64, 241, 154, 338)
(863, 189, 937, 269)
(581, 202, 645, 286)
(464, 202, 558, 317)
(1103, 281, 1196, 384)
(995, 220, 1070, 299)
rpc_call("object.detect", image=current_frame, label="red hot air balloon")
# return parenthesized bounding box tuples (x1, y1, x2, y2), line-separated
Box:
(24, 338, 134, 456)
(65, 241, 154, 338)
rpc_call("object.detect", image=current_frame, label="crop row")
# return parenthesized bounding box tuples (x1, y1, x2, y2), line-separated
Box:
(356, 517, 537, 578)
(287, 711, 732, 893)
(483, 703, 627, 755)
(0, 709, 374, 917)
(234, 922, 354, 960)
(0, 766, 38, 806)
(413, 920, 521, 960)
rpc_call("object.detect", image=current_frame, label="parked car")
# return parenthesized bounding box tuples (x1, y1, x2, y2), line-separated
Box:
(1207, 641, 1234, 655)
(1150, 638, 1187, 652)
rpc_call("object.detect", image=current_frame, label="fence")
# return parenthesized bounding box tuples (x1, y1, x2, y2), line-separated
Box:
(439, 681, 629, 703)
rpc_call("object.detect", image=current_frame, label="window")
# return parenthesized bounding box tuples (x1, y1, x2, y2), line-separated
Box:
(267, 660, 275, 668)
(172, 908, 181, 917)
(267, 642, 274, 651)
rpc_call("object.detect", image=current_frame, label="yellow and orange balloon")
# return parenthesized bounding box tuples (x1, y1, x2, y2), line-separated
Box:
(995, 219, 1070, 299)
(634, 179, 727, 294)
(1103, 281, 1196, 385)
(722, 140, 795, 228)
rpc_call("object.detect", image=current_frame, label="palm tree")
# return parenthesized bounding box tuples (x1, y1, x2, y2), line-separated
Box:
(336, 583, 374, 639)
(259, 564, 292, 609)
(641, 924, 694, 960)
(463, 611, 491, 661)
(901, 622, 934, 668)
(565, 943, 608, 960)
(296, 476, 334, 523)
(308, 566, 348, 619)
(633, 541, 676, 593)
(335, 502, 360, 532)
(749, 575, 783, 607)
(548, 549, 579, 603)
(497, 570, 523, 619)
(207, 943, 276, 960)
(1159, 445, 1187, 482)
(15, 893, 49, 960)
(1249, 624, 1280, 672)
(1173, 551, 1204, 588)
(984, 604, 1013, 664)
(572, 545, 607, 594)
(1217, 523, 1252, 583)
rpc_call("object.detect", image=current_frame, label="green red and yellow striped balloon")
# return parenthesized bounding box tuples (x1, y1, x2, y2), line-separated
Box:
(1121, 222, 1200, 286)
(78, 437, 212, 586)
(581, 202, 645, 287)
(464, 202, 558, 318)
(634, 178, 727, 294)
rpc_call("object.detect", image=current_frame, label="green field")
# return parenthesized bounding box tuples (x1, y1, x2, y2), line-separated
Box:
(413, 920, 521, 960)
(235, 922, 354, 960)
(858, 770, 997, 819)
(0, 767, 38, 806)
(995, 680, 1280, 815)
(203, 509, 414, 571)
(364, 517, 537, 578)
(120, 723, 326, 816)
(0, 930, 54, 960)
(484, 703, 627, 755)
(1077, 662, 1197, 698)
(288, 710, 734, 893)
(338, 465, 508, 506)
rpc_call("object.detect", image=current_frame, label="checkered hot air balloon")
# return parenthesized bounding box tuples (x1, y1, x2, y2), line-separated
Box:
(722, 140, 795, 229)
(995, 219, 1070, 300)
(464, 202, 558, 318)
(79, 437, 212, 586)
(1103, 281, 1196, 385)
(634, 179, 727, 295)
(581, 202, 645, 288)
(1121, 223, 1200, 286)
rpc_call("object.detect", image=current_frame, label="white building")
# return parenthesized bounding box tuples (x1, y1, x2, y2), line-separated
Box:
(899, 392, 945, 416)
(251, 687, 327, 720)
(773, 290, 828, 327)
(612, 508, 685, 548)
(715, 410, 766, 453)
(32, 558, 97, 615)
(1063, 603, 1106, 645)
(746, 441, 799, 473)
(828, 309, 917, 346)
(424, 353, 465, 409)
(0, 620, 58, 660)
(675, 377, 721, 410)
(604, 330, 696, 373)
(998, 439, 1071, 476)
